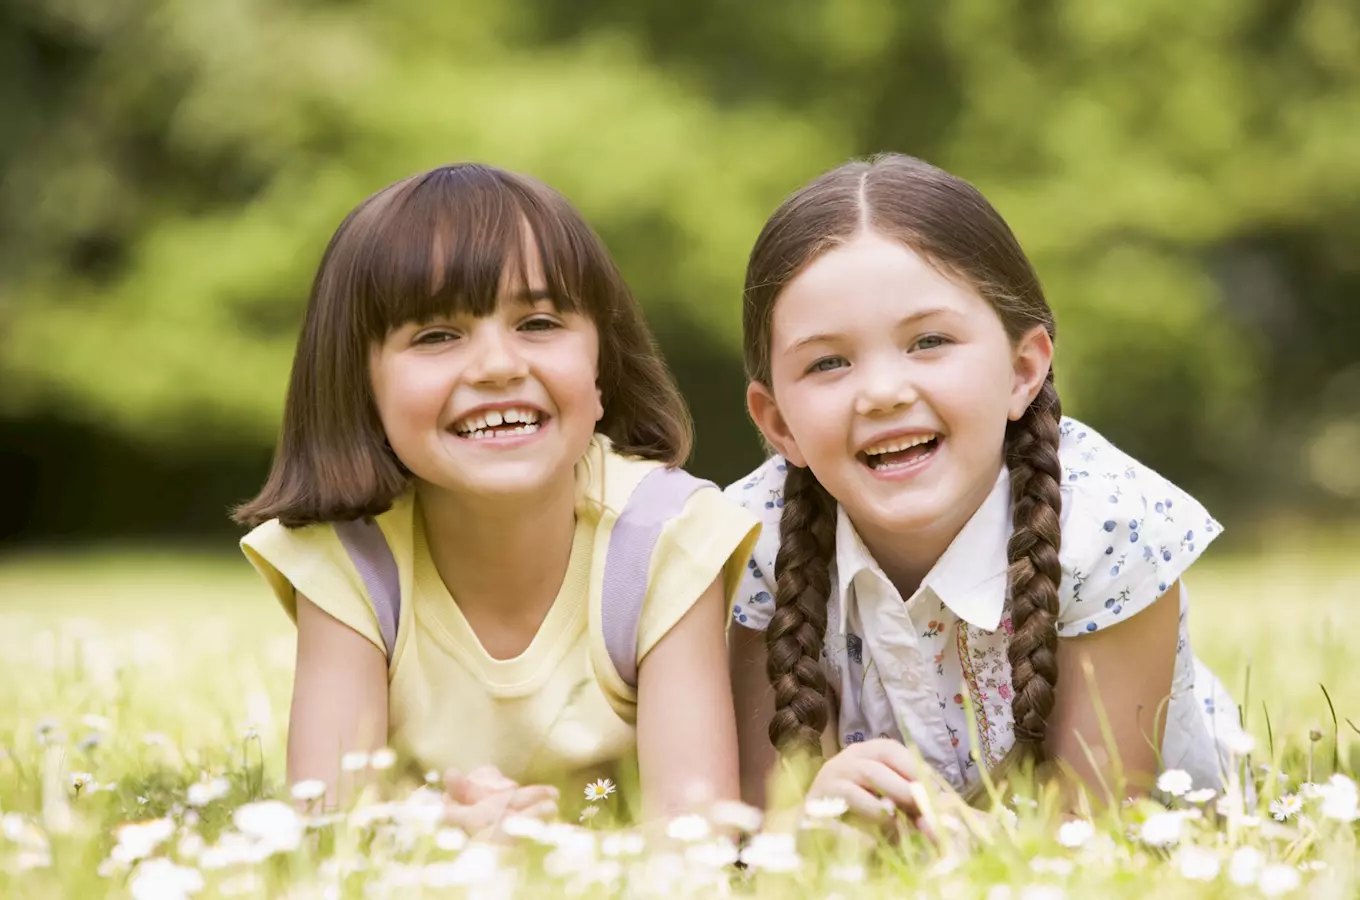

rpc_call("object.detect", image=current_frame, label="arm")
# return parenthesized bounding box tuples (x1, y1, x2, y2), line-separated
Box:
(288, 593, 389, 807)
(635, 575, 740, 819)
(729, 621, 777, 808)
(1049, 579, 1182, 800)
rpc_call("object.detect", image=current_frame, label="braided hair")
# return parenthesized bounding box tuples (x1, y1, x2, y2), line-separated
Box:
(742, 154, 1063, 778)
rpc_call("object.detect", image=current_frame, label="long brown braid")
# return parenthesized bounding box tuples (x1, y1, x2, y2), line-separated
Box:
(765, 463, 838, 755)
(742, 153, 1064, 779)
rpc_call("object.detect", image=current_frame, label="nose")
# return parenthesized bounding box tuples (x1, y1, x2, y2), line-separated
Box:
(853, 355, 918, 417)
(466, 321, 528, 386)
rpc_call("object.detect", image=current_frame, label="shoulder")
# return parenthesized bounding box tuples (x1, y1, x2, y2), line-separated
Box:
(720, 455, 789, 632)
(1054, 417, 1222, 636)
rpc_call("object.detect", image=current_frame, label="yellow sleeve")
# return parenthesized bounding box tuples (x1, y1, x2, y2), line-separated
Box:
(239, 519, 386, 655)
(635, 486, 762, 662)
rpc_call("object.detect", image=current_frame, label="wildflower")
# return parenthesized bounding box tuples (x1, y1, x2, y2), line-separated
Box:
(435, 827, 468, 852)
(1223, 732, 1256, 757)
(601, 831, 646, 857)
(829, 864, 866, 883)
(1056, 819, 1093, 848)
(804, 795, 850, 820)
(177, 833, 204, 859)
(1318, 774, 1358, 822)
(500, 814, 549, 841)
(1030, 857, 1074, 877)
(583, 778, 616, 802)
(340, 752, 369, 772)
(129, 857, 204, 900)
(186, 777, 230, 807)
(425, 769, 441, 785)
(685, 838, 740, 869)
(232, 801, 303, 855)
(1139, 811, 1184, 847)
(1228, 847, 1263, 886)
(1184, 788, 1216, 804)
(111, 819, 176, 864)
(666, 814, 710, 843)
(1177, 846, 1221, 881)
(34, 718, 60, 744)
(709, 799, 763, 833)
(578, 805, 600, 823)
(1270, 794, 1303, 822)
(78, 733, 102, 752)
(69, 772, 94, 793)
(739, 832, 800, 872)
(370, 748, 397, 770)
(81, 713, 112, 731)
(290, 780, 326, 802)
(425, 844, 502, 887)
(1156, 769, 1193, 797)
(1258, 863, 1302, 897)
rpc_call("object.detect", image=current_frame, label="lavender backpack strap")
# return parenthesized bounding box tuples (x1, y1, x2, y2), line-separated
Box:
(333, 518, 400, 660)
(601, 467, 714, 688)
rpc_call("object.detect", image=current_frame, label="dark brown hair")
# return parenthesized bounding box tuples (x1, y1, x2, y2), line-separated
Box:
(743, 154, 1062, 782)
(236, 163, 691, 528)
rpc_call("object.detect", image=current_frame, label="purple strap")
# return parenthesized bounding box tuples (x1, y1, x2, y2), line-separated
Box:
(334, 518, 401, 659)
(332, 466, 712, 682)
(601, 467, 712, 688)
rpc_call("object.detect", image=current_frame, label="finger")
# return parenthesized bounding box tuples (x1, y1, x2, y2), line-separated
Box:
(518, 799, 559, 821)
(467, 765, 516, 792)
(831, 783, 897, 822)
(863, 739, 927, 780)
(506, 784, 559, 810)
(854, 760, 922, 817)
(443, 769, 478, 805)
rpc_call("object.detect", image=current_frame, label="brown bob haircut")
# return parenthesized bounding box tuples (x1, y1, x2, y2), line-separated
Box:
(235, 164, 692, 529)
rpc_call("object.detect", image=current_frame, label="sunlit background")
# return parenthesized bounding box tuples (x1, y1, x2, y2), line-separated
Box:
(1, 1, 1358, 732)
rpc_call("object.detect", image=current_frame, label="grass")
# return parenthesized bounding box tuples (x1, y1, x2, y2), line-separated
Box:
(0, 544, 1356, 897)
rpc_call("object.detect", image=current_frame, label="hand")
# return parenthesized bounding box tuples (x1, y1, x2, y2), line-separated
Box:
(441, 765, 559, 834)
(808, 739, 939, 839)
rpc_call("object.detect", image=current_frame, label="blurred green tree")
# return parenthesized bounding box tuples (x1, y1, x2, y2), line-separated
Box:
(1, 0, 1358, 534)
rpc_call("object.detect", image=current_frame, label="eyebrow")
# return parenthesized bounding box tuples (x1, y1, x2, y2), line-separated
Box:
(786, 306, 955, 352)
(503, 289, 555, 305)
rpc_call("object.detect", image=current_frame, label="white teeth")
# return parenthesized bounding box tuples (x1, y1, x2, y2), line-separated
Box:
(462, 422, 540, 440)
(454, 407, 541, 435)
(864, 434, 938, 456)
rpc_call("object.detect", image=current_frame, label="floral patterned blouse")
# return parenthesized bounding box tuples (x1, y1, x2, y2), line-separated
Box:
(726, 417, 1245, 791)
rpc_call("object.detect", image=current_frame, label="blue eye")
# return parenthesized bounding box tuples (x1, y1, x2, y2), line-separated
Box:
(806, 356, 847, 374)
(912, 334, 950, 351)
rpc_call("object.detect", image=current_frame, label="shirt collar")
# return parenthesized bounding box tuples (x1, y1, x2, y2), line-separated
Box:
(834, 466, 1011, 634)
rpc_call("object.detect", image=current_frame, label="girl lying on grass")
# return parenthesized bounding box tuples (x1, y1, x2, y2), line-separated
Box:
(235, 164, 759, 831)
(727, 154, 1248, 824)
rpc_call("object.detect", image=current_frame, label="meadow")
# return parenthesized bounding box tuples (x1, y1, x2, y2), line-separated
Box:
(1, 539, 1357, 898)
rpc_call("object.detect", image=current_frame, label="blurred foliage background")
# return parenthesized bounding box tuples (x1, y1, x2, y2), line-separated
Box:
(2, 0, 1359, 548)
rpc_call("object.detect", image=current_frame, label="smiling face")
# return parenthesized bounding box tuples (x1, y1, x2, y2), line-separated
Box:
(748, 230, 1051, 554)
(370, 239, 604, 502)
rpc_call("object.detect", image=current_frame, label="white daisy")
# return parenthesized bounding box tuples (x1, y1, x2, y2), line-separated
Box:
(1270, 793, 1303, 821)
(1156, 769, 1193, 797)
(583, 778, 616, 802)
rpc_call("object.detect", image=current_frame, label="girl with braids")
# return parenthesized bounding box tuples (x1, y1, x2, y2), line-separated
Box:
(726, 154, 1247, 818)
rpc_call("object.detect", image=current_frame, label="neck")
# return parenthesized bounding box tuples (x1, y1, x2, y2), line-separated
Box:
(854, 458, 1005, 598)
(415, 475, 578, 618)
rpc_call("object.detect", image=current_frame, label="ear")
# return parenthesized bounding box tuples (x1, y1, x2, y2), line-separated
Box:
(592, 385, 604, 425)
(1008, 325, 1054, 421)
(746, 381, 808, 467)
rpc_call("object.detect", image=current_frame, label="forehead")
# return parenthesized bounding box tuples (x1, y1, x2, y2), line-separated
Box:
(772, 232, 990, 346)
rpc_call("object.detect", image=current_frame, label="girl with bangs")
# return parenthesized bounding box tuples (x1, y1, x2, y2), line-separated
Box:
(236, 164, 759, 828)
(726, 154, 1248, 821)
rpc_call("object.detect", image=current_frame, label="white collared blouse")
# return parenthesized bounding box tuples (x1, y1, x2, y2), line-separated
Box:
(726, 417, 1245, 790)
